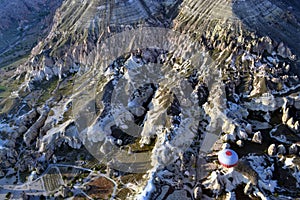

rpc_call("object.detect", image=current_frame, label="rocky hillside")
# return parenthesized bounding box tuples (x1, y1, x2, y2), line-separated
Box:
(0, 0, 62, 68)
(0, 0, 300, 199)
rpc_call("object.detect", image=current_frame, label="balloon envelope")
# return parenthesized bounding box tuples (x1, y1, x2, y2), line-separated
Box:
(218, 149, 238, 168)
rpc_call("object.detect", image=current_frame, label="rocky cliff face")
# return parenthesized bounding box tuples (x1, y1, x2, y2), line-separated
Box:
(0, 0, 300, 199)
(233, 0, 300, 57)
(17, 0, 179, 84)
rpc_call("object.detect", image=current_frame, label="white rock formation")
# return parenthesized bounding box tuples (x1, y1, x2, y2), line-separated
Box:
(252, 131, 263, 144)
(288, 144, 298, 155)
(193, 186, 202, 200)
(237, 129, 248, 140)
(38, 120, 81, 153)
(282, 107, 290, 124)
(23, 106, 50, 146)
(267, 144, 276, 156)
(222, 133, 236, 143)
(245, 124, 252, 135)
(222, 143, 230, 150)
(236, 140, 244, 148)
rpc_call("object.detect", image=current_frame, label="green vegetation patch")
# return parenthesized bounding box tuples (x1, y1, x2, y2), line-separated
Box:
(0, 85, 6, 93)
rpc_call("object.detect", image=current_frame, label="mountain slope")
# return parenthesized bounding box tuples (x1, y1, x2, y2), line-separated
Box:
(0, 0, 63, 68)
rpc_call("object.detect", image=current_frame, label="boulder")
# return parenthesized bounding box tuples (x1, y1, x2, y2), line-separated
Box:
(237, 130, 248, 140)
(252, 131, 263, 144)
(245, 124, 252, 135)
(288, 144, 298, 155)
(277, 144, 286, 155)
(267, 144, 276, 156)
(236, 140, 244, 147)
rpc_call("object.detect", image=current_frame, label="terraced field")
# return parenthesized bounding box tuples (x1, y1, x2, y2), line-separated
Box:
(42, 167, 64, 192)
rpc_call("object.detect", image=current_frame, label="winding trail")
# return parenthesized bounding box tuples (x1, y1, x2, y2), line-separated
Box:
(0, 163, 117, 200)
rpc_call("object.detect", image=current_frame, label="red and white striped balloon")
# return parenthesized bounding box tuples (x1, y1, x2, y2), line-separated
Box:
(218, 149, 239, 168)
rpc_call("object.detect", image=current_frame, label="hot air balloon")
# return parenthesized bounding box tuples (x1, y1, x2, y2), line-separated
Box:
(218, 149, 239, 168)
